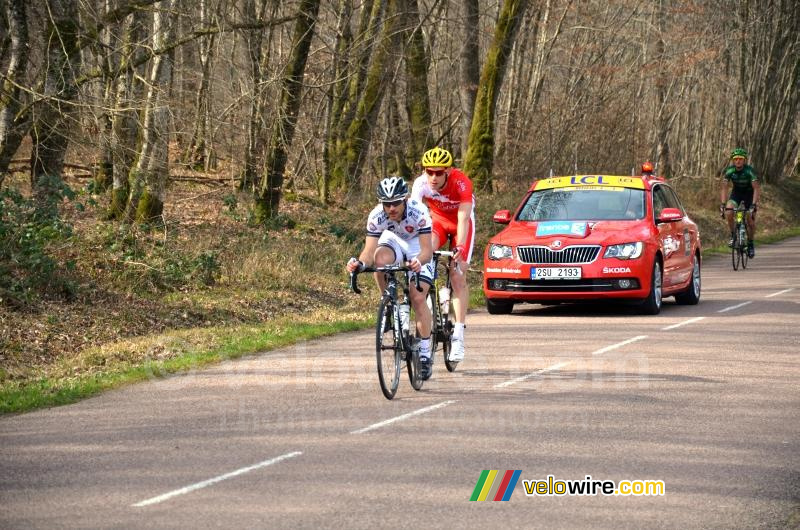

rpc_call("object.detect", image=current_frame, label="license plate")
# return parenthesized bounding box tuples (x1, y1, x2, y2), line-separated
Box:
(530, 267, 582, 280)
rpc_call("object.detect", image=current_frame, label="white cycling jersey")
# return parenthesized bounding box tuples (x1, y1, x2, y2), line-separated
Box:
(366, 199, 432, 241)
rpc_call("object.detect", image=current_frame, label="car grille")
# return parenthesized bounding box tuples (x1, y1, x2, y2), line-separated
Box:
(516, 245, 600, 264)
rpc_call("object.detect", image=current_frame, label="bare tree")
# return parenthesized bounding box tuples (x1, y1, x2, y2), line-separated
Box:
(458, 0, 479, 158)
(29, 0, 81, 204)
(463, 0, 527, 190)
(124, 0, 178, 223)
(253, 0, 321, 223)
(0, 0, 29, 188)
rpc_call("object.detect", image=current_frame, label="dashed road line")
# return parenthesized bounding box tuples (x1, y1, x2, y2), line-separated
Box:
(495, 362, 571, 388)
(351, 401, 457, 434)
(717, 301, 752, 313)
(132, 451, 302, 507)
(765, 288, 794, 298)
(662, 316, 706, 330)
(591, 335, 647, 355)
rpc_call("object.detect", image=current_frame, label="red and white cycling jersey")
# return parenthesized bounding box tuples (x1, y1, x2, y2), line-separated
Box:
(410, 168, 474, 221)
(410, 168, 476, 262)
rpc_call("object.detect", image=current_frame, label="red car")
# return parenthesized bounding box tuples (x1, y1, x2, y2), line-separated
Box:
(483, 174, 701, 315)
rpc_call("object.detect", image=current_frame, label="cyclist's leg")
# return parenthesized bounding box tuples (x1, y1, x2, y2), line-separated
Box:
(374, 232, 406, 291)
(725, 197, 737, 243)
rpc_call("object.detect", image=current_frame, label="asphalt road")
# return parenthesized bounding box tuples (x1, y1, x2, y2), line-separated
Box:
(2, 238, 799, 529)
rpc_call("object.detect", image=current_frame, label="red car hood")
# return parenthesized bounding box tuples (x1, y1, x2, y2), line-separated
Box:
(491, 220, 653, 246)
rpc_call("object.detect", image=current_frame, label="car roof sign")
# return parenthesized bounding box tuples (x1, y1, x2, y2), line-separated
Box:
(533, 175, 646, 191)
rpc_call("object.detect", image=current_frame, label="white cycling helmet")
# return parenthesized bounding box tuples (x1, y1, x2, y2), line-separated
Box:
(376, 176, 408, 202)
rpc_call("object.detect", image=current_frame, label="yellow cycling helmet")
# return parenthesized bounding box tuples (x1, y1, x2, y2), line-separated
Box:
(421, 147, 453, 168)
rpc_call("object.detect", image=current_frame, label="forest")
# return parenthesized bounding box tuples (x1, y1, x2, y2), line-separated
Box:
(1, 0, 799, 411)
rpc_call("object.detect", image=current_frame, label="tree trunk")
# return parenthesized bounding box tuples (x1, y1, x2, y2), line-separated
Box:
(183, 0, 217, 171)
(463, 0, 528, 191)
(321, 0, 354, 201)
(108, 8, 147, 219)
(29, 0, 80, 206)
(0, 0, 29, 188)
(125, 0, 177, 224)
(329, 0, 401, 192)
(241, 0, 277, 193)
(253, 0, 321, 223)
(399, 0, 432, 161)
(458, 0, 480, 158)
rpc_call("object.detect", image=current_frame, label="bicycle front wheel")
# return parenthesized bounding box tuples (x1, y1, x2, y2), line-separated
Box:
(376, 296, 401, 400)
(739, 228, 748, 269)
(731, 234, 740, 271)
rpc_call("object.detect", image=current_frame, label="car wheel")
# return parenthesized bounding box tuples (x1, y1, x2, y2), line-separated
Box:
(674, 254, 701, 305)
(486, 299, 514, 315)
(638, 259, 662, 315)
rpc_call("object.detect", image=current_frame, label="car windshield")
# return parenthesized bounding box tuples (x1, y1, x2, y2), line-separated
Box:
(517, 188, 645, 221)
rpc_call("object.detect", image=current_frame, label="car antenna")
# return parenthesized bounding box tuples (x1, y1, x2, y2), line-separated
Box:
(549, 168, 554, 178)
(573, 144, 578, 176)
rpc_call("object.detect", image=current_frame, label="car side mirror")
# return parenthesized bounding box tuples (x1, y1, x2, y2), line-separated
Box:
(657, 208, 683, 223)
(493, 210, 512, 224)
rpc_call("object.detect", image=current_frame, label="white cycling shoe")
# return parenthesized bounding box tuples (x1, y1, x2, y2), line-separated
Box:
(448, 337, 465, 362)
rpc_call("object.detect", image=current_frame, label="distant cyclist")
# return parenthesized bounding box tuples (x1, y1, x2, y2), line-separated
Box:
(719, 148, 760, 258)
(411, 147, 475, 363)
(346, 177, 435, 380)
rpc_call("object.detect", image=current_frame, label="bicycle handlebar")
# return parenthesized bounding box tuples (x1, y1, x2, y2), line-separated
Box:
(349, 265, 422, 295)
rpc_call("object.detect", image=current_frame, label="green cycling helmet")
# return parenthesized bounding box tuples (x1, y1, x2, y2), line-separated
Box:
(730, 148, 748, 159)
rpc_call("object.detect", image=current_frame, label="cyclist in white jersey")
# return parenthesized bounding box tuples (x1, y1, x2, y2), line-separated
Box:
(346, 177, 435, 379)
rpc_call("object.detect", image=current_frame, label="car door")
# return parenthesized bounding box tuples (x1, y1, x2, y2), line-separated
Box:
(662, 185, 695, 286)
(651, 185, 686, 287)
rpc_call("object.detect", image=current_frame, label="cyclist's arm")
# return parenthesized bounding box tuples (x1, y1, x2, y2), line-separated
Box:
(416, 232, 433, 267)
(357, 236, 380, 267)
(752, 180, 761, 207)
(719, 178, 729, 205)
(455, 201, 472, 249)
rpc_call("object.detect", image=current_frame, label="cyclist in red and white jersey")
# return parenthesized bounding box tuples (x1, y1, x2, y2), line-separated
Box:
(410, 147, 474, 363)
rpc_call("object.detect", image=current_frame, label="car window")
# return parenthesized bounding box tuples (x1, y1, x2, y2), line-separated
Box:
(517, 188, 645, 221)
(662, 186, 685, 215)
(652, 186, 670, 219)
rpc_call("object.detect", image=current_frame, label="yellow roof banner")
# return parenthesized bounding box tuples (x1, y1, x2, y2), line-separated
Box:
(534, 175, 646, 190)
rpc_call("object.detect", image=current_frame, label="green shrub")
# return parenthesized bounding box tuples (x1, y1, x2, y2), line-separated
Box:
(0, 185, 76, 303)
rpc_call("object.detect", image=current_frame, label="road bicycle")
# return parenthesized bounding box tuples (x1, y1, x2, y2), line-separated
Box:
(427, 250, 458, 372)
(350, 265, 424, 400)
(728, 201, 750, 270)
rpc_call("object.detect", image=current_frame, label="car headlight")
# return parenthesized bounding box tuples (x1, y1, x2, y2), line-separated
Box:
(488, 244, 513, 260)
(603, 242, 643, 260)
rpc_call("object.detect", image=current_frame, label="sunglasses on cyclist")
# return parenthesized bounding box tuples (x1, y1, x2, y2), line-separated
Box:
(425, 168, 446, 176)
(382, 199, 404, 208)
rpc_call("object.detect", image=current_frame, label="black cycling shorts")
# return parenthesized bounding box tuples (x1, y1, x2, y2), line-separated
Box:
(728, 189, 754, 209)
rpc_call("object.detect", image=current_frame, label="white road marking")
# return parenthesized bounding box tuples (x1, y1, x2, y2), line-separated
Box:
(717, 301, 752, 313)
(662, 316, 706, 330)
(591, 335, 647, 355)
(495, 362, 571, 388)
(765, 288, 794, 298)
(132, 451, 302, 507)
(351, 401, 457, 434)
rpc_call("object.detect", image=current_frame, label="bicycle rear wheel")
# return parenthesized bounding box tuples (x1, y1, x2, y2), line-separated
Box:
(376, 296, 401, 400)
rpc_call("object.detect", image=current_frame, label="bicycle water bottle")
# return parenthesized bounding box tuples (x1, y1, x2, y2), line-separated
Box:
(399, 303, 410, 333)
(439, 286, 450, 314)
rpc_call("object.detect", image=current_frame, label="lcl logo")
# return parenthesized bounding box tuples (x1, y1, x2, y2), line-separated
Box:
(549, 239, 563, 249)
